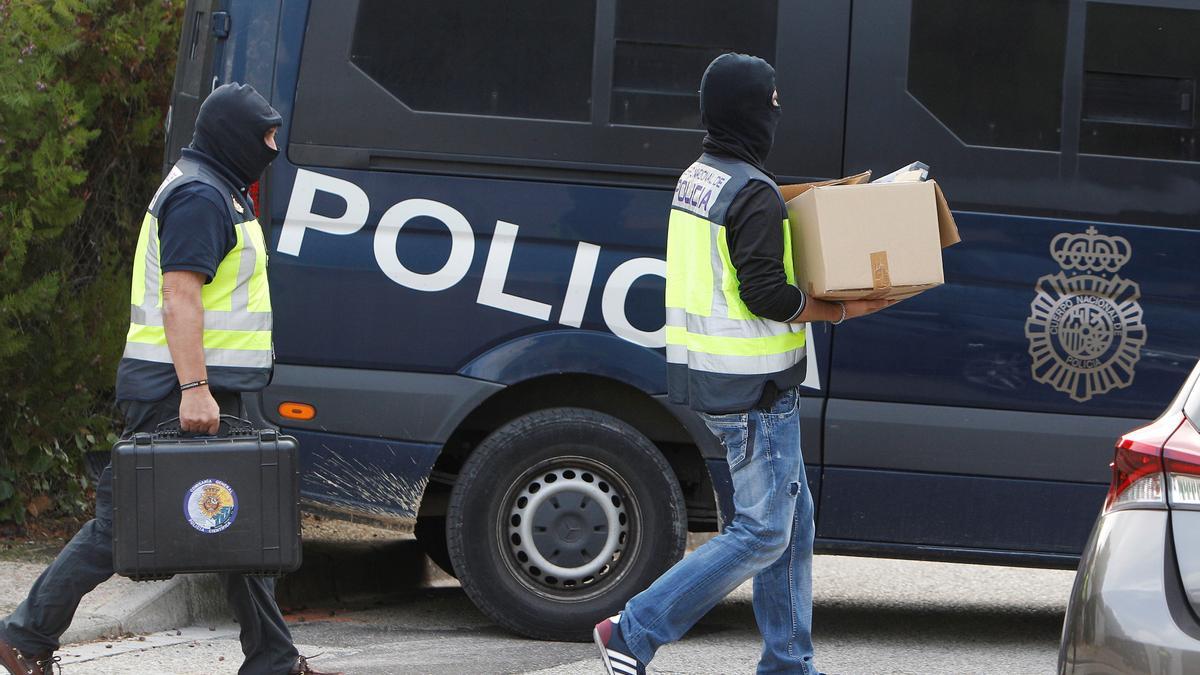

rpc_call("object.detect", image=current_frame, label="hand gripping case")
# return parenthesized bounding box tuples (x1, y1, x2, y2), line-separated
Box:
(112, 416, 302, 580)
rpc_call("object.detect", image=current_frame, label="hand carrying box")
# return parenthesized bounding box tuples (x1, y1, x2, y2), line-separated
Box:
(112, 417, 302, 580)
(781, 170, 961, 301)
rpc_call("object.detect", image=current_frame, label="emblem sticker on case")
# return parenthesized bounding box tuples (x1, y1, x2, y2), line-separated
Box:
(183, 479, 238, 534)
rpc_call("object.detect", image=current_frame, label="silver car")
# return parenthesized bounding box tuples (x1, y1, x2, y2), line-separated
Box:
(1060, 358, 1200, 674)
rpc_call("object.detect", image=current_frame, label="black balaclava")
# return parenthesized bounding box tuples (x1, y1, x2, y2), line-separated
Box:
(190, 83, 282, 187)
(699, 53, 781, 174)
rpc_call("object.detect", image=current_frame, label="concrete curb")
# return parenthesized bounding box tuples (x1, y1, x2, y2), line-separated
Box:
(62, 574, 228, 645)
(59, 537, 439, 646)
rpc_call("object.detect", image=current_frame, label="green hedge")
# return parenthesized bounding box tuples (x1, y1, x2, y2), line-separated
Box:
(0, 0, 183, 524)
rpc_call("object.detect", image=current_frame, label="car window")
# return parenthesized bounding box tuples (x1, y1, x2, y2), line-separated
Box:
(290, 0, 840, 183)
(1081, 3, 1199, 163)
(610, 0, 777, 129)
(351, 0, 595, 122)
(907, 0, 1068, 151)
(845, 0, 1200, 229)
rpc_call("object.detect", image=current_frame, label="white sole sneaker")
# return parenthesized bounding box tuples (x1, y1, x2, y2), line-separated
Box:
(593, 626, 616, 675)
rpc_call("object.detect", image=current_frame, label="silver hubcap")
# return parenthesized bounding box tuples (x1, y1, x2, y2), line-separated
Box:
(506, 467, 629, 589)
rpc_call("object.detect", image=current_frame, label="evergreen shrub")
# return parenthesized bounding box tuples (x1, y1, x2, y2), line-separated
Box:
(0, 0, 183, 523)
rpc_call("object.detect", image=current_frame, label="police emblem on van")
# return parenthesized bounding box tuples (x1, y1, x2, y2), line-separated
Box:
(183, 478, 238, 533)
(1025, 227, 1146, 402)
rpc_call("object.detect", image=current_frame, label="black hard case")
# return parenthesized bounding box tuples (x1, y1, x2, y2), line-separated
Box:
(112, 421, 302, 580)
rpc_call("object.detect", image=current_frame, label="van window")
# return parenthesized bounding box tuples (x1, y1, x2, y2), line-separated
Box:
(1081, 3, 1199, 162)
(610, 0, 778, 129)
(351, 0, 595, 122)
(907, 0, 1068, 151)
(291, 0, 839, 184)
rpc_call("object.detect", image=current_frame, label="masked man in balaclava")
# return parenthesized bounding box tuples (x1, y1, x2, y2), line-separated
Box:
(594, 54, 890, 675)
(0, 84, 341, 675)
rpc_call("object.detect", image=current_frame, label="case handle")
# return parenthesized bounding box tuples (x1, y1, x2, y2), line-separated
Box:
(154, 414, 257, 438)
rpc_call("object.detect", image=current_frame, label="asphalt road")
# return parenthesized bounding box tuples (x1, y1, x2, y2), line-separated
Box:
(57, 553, 1076, 674)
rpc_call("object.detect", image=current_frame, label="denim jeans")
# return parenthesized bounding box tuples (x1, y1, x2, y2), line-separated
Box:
(620, 387, 817, 674)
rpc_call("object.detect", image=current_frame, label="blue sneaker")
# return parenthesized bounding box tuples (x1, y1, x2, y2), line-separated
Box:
(593, 613, 646, 675)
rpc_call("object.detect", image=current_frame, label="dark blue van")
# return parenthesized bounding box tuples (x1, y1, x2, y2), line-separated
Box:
(166, 0, 1199, 639)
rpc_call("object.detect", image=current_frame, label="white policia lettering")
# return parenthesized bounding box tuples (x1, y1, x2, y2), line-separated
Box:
(277, 169, 666, 348)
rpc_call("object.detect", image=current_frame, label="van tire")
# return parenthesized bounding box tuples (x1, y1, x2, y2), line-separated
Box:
(446, 407, 687, 641)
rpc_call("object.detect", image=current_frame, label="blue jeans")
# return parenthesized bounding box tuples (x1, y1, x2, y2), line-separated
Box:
(620, 387, 817, 674)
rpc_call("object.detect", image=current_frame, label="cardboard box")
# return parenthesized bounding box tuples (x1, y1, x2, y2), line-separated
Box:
(781, 172, 960, 301)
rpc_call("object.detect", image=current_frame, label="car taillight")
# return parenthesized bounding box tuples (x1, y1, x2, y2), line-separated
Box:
(1165, 419, 1200, 506)
(248, 180, 261, 219)
(1104, 414, 1184, 512)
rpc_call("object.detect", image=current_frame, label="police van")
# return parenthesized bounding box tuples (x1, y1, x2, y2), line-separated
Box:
(167, 0, 1199, 639)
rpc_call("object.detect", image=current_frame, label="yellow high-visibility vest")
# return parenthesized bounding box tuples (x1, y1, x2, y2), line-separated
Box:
(665, 154, 806, 413)
(117, 157, 272, 400)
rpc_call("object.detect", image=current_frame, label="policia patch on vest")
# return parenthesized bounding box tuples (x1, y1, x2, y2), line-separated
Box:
(674, 162, 732, 219)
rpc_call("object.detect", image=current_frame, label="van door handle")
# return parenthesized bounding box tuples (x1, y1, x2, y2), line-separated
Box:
(211, 11, 231, 40)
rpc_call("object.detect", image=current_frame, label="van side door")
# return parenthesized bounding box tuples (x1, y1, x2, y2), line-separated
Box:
(822, 0, 1200, 561)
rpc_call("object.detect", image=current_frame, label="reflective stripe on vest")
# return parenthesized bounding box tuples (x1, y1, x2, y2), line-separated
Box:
(122, 206, 272, 371)
(665, 160, 805, 378)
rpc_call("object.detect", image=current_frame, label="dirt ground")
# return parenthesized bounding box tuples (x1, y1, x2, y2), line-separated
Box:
(0, 515, 87, 563)
(296, 511, 412, 543)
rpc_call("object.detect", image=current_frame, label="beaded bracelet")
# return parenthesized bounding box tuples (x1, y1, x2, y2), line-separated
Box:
(830, 302, 847, 326)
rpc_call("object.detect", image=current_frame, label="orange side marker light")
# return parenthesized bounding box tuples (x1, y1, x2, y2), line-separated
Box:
(279, 402, 316, 421)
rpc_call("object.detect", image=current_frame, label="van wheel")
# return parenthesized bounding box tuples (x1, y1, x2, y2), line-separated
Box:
(414, 515, 456, 578)
(446, 407, 687, 641)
